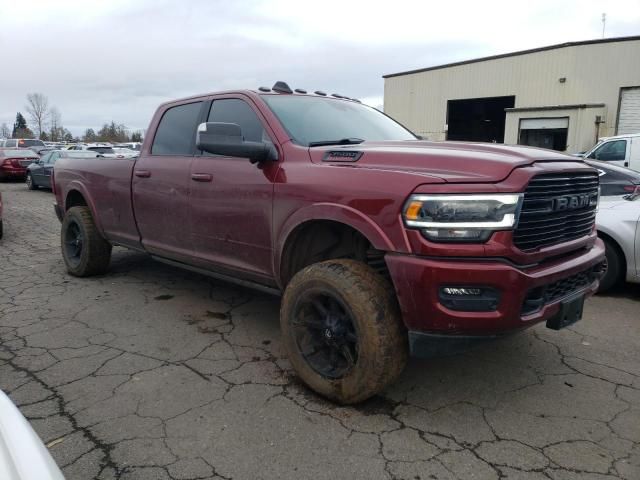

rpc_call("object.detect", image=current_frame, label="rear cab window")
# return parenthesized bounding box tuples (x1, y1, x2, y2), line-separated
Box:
(151, 102, 203, 155)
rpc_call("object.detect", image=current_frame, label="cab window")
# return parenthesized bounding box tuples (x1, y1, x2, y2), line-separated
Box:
(151, 102, 203, 155)
(590, 140, 627, 161)
(207, 99, 267, 143)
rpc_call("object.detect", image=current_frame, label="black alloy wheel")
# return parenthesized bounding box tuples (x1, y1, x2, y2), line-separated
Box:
(292, 290, 359, 379)
(64, 221, 84, 268)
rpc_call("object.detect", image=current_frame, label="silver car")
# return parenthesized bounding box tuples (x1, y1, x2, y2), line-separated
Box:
(596, 192, 640, 291)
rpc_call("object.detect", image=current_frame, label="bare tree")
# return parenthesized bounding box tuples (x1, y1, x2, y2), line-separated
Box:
(25, 93, 50, 139)
(49, 106, 63, 141)
(0, 122, 10, 139)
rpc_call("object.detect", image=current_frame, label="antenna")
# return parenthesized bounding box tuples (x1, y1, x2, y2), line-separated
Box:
(601, 13, 606, 38)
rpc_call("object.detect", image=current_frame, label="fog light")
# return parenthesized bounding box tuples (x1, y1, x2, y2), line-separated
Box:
(422, 229, 491, 242)
(442, 287, 482, 296)
(439, 286, 501, 312)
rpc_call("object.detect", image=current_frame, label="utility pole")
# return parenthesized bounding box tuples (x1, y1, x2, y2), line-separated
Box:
(601, 13, 606, 38)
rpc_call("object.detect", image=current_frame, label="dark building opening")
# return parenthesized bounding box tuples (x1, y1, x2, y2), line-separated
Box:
(518, 117, 569, 151)
(446, 95, 515, 143)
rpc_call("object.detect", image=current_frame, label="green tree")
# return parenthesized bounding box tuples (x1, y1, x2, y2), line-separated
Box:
(96, 121, 130, 143)
(83, 128, 97, 142)
(63, 130, 74, 142)
(12, 112, 34, 138)
(131, 131, 143, 142)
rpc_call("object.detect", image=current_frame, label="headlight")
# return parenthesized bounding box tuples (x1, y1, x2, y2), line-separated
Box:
(403, 194, 523, 242)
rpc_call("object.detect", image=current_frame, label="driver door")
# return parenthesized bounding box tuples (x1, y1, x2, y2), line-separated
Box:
(189, 97, 279, 281)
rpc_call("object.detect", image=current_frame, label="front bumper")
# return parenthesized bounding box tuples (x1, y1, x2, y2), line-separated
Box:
(386, 240, 606, 344)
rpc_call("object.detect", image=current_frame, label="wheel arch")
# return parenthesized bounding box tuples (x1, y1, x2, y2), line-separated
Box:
(597, 230, 627, 278)
(63, 183, 105, 236)
(275, 204, 395, 288)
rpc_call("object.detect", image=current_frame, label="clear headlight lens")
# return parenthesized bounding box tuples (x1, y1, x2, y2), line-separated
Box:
(403, 194, 523, 242)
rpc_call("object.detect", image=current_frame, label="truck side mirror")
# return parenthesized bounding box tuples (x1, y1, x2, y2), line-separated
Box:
(196, 122, 277, 164)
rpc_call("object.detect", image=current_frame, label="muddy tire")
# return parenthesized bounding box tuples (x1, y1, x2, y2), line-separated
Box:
(598, 238, 623, 293)
(61, 206, 112, 276)
(281, 259, 408, 404)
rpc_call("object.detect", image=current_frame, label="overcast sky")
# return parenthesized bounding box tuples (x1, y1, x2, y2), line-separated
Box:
(0, 0, 638, 137)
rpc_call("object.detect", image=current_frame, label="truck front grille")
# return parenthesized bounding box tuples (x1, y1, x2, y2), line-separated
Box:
(513, 172, 599, 251)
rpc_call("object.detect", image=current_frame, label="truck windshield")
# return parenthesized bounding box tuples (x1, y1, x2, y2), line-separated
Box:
(261, 95, 416, 146)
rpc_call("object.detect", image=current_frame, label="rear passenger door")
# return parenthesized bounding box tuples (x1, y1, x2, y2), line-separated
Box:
(132, 101, 204, 262)
(189, 97, 279, 281)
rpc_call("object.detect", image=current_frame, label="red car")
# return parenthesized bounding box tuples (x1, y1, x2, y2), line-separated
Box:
(52, 82, 605, 403)
(0, 149, 40, 181)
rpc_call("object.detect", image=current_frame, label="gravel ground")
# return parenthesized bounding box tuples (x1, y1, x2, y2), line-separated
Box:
(1, 181, 639, 480)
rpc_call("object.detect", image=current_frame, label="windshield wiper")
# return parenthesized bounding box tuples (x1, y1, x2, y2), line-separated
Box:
(308, 138, 365, 147)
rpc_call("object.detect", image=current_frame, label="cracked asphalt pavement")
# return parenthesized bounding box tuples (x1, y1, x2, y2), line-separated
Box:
(1, 181, 639, 480)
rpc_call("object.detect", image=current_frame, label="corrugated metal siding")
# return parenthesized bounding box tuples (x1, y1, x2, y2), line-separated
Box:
(384, 39, 640, 141)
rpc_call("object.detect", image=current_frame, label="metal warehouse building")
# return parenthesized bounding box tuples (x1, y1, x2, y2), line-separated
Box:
(383, 35, 640, 153)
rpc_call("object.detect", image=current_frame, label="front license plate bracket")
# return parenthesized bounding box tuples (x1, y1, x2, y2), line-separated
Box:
(546, 293, 585, 330)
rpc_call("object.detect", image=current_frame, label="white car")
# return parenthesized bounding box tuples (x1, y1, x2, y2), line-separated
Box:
(596, 193, 640, 291)
(111, 147, 138, 158)
(0, 390, 65, 479)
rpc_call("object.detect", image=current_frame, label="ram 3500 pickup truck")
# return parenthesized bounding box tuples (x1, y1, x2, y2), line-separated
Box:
(53, 81, 606, 403)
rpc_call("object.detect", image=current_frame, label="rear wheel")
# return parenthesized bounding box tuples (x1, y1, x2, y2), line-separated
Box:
(598, 238, 624, 293)
(281, 259, 408, 404)
(61, 206, 112, 276)
(26, 173, 37, 190)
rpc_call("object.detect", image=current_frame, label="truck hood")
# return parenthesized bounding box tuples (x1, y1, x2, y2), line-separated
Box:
(309, 140, 585, 183)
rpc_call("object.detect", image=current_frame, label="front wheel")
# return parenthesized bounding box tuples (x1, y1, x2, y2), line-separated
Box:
(598, 238, 624, 293)
(26, 173, 37, 190)
(281, 259, 408, 404)
(61, 206, 112, 276)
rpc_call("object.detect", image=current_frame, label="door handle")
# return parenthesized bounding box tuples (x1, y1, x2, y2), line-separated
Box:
(134, 170, 151, 178)
(191, 173, 213, 182)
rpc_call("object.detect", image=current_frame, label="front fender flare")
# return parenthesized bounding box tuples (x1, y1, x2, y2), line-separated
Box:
(274, 203, 397, 286)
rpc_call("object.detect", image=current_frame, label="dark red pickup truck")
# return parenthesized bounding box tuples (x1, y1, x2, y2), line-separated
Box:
(53, 82, 605, 403)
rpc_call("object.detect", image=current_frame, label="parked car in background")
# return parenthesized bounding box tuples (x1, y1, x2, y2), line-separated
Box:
(597, 194, 640, 291)
(2, 138, 46, 151)
(115, 142, 142, 151)
(585, 160, 640, 197)
(68, 144, 119, 157)
(0, 390, 65, 480)
(0, 149, 40, 181)
(111, 147, 138, 158)
(581, 133, 639, 172)
(26, 150, 102, 190)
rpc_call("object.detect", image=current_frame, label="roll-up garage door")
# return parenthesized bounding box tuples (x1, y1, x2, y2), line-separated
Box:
(618, 87, 640, 135)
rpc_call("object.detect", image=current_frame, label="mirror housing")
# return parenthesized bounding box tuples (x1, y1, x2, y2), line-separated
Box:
(196, 122, 277, 164)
